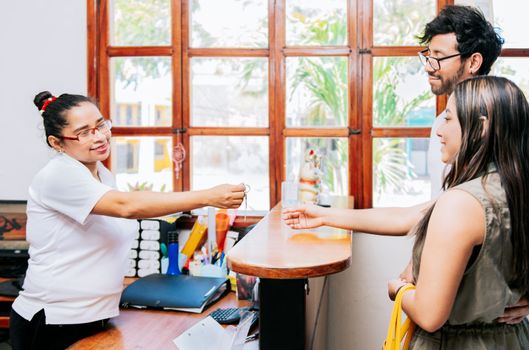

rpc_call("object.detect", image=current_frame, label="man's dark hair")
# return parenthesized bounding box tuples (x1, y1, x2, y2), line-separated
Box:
(418, 5, 504, 75)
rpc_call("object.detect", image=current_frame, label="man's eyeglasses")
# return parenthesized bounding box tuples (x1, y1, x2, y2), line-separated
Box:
(418, 49, 465, 71)
(60, 120, 112, 144)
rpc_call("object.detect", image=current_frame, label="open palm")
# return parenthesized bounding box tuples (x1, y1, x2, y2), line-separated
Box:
(281, 204, 326, 229)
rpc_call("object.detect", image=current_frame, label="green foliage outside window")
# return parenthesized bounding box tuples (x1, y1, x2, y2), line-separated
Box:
(288, 2, 431, 196)
(111, 0, 434, 197)
(112, 0, 171, 87)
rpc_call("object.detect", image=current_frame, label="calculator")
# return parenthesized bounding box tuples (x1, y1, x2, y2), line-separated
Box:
(210, 307, 259, 327)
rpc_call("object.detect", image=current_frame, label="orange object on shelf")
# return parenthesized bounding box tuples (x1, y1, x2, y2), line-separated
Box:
(216, 210, 230, 252)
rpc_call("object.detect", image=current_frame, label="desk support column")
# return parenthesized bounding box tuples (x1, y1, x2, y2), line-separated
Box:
(259, 278, 306, 350)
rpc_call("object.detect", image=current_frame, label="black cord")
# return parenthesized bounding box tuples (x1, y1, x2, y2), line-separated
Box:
(309, 276, 328, 350)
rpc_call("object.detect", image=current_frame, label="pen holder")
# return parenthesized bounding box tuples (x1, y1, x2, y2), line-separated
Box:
(166, 231, 180, 275)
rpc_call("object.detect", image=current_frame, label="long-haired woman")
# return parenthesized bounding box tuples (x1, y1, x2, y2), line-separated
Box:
(389, 76, 529, 348)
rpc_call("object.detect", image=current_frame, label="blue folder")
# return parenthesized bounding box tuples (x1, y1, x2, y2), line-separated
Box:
(120, 273, 229, 313)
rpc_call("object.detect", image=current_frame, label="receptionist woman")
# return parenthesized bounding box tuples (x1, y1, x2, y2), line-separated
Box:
(10, 91, 246, 350)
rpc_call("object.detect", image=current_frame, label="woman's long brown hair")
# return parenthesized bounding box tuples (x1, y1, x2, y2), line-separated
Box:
(413, 76, 529, 294)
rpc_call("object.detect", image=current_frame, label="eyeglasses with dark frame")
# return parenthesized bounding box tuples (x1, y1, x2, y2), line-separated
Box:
(418, 49, 466, 71)
(60, 119, 112, 144)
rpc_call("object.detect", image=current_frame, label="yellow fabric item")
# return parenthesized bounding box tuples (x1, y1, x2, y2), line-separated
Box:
(382, 284, 416, 350)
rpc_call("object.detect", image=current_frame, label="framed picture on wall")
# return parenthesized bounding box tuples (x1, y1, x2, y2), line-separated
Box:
(0, 201, 27, 241)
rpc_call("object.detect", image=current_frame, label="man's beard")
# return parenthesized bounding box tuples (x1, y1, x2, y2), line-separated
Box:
(430, 64, 466, 96)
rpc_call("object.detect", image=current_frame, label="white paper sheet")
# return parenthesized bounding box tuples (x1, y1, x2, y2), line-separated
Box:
(173, 316, 258, 350)
(173, 316, 225, 350)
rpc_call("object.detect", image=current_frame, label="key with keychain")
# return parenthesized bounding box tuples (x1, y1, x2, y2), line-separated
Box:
(243, 184, 251, 222)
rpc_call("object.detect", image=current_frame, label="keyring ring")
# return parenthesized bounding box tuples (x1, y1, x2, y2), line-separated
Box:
(244, 184, 251, 194)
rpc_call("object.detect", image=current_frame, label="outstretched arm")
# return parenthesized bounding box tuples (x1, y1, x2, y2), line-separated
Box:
(282, 200, 434, 236)
(92, 183, 246, 219)
(400, 190, 484, 332)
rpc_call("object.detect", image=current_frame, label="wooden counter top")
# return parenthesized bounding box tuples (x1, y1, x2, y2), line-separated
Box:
(70, 290, 250, 350)
(227, 197, 353, 279)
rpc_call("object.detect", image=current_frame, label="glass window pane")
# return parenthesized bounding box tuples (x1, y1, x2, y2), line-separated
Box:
(111, 57, 172, 127)
(373, 57, 435, 127)
(456, 0, 529, 48)
(286, 0, 347, 46)
(373, 138, 430, 207)
(111, 136, 173, 193)
(491, 58, 529, 98)
(286, 57, 347, 127)
(190, 0, 268, 48)
(191, 136, 269, 210)
(493, 1, 529, 48)
(191, 58, 268, 127)
(373, 0, 435, 46)
(110, 0, 170, 46)
(285, 138, 348, 196)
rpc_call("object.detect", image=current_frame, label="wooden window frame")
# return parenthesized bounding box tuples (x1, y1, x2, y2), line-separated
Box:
(88, 0, 529, 210)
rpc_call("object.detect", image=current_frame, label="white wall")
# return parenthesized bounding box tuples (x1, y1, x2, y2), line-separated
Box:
(0, 1, 87, 200)
(327, 233, 414, 350)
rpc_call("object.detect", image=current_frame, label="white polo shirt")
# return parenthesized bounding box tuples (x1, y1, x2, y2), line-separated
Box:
(13, 154, 136, 324)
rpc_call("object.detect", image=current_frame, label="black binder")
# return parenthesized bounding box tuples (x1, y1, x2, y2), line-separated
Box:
(120, 274, 229, 313)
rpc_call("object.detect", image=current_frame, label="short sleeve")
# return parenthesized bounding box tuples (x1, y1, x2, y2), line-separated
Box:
(31, 156, 113, 225)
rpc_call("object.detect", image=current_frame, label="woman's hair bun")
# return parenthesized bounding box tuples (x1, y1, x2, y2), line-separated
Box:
(34, 91, 54, 110)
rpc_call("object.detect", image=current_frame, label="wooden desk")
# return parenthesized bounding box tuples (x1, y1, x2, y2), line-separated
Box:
(227, 197, 353, 350)
(0, 279, 250, 349)
(71, 290, 250, 350)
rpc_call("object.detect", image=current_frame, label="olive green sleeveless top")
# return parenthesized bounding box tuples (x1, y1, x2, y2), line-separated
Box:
(410, 171, 529, 349)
